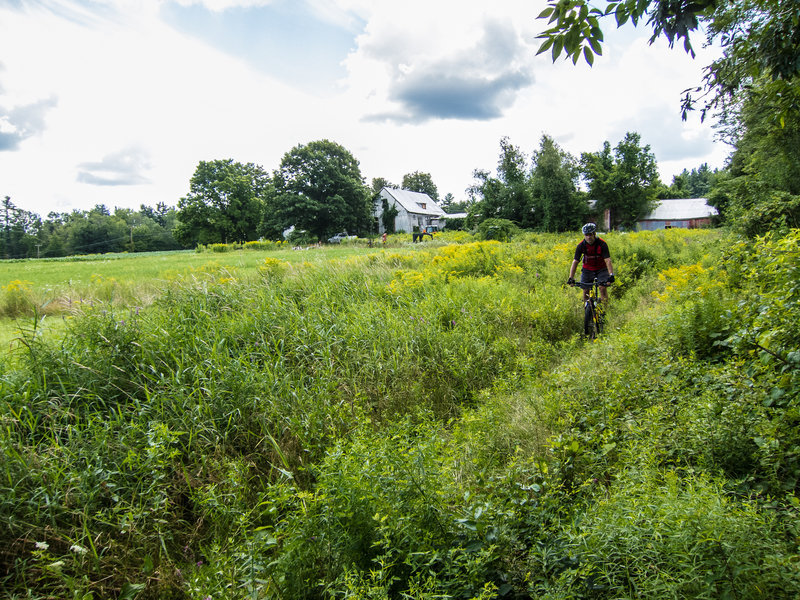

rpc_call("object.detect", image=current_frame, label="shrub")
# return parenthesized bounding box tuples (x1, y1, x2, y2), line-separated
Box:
(474, 218, 520, 242)
(569, 469, 800, 598)
(1, 279, 35, 317)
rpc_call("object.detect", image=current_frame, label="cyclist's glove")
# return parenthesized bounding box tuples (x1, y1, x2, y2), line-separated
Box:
(608, 274, 615, 283)
(567, 277, 575, 285)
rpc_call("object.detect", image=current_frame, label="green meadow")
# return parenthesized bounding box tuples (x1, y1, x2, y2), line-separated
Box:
(1, 229, 799, 599)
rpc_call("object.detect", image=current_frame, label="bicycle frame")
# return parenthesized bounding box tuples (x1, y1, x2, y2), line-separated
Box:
(571, 278, 609, 340)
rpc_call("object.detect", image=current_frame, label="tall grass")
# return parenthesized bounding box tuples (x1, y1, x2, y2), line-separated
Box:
(3, 228, 798, 599)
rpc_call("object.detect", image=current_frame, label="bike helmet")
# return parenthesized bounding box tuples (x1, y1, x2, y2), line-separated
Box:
(582, 223, 597, 235)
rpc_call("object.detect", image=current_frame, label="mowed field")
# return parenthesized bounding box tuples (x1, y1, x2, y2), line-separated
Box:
(0, 243, 386, 351)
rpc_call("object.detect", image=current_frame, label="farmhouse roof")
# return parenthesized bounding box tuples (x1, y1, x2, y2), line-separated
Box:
(381, 187, 446, 217)
(640, 198, 717, 221)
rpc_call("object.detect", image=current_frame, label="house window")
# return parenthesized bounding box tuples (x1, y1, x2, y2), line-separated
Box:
(417, 203, 426, 209)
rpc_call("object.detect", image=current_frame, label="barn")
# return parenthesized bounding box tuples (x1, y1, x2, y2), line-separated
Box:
(636, 198, 718, 231)
(374, 187, 447, 234)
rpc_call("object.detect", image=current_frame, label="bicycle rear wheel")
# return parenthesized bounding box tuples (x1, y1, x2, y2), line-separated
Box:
(584, 302, 597, 340)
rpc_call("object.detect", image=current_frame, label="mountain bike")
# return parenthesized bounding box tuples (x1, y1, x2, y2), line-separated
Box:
(570, 278, 610, 340)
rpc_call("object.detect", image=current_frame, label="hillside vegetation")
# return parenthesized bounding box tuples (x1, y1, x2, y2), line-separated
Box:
(1, 229, 799, 599)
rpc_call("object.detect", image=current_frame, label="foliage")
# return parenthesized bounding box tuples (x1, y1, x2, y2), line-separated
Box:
(662, 163, 722, 199)
(530, 134, 586, 231)
(468, 137, 535, 228)
(711, 79, 800, 235)
(1, 279, 35, 317)
(473, 218, 520, 242)
(469, 136, 590, 232)
(1, 196, 42, 259)
(723, 231, 800, 403)
(535, 0, 800, 122)
(572, 469, 799, 598)
(175, 159, 269, 246)
(581, 132, 661, 229)
(379, 196, 399, 234)
(401, 171, 440, 202)
(264, 139, 373, 242)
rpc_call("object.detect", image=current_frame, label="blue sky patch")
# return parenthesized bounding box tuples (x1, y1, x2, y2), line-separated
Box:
(160, 1, 361, 93)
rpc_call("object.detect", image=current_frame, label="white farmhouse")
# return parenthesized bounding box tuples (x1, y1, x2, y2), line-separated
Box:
(374, 187, 448, 234)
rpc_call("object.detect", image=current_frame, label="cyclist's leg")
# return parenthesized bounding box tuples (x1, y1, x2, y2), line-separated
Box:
(595, 268, 611, 305)
(579, 269, 594, 302)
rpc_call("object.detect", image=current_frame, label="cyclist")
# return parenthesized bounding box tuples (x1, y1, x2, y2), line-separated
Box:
(567, 223, 615, 306)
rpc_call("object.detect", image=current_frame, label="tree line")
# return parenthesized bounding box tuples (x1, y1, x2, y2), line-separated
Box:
(0, 197, 181, 260)
(158, 133, 723, 248)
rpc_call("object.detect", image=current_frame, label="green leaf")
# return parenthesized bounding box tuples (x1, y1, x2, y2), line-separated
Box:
(538, 6, 554, 19)
(584, 46, 595, 66)
(615, 3, 629, 25)
(537, 37, 555, 55)
(552, 37, 564, 61)
(119, 583, 146, 600)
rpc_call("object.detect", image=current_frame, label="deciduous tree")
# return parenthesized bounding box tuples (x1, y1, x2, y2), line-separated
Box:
(581, 132, 660, 229)
(468, 138, 534, 227)
(264, 140, 372, 241)
(175, 159, 268, 246)
(530, 135, 586, 231)
(401, 171, 440, 202)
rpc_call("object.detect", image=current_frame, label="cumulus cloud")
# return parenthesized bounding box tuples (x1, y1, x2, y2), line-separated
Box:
(76, 146, 152, 186)
(607, 104, 716, 164)
(0, 96, 57, 151)
(347, 9, 537, 124)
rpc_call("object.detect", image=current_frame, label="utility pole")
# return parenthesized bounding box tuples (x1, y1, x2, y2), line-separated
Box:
(35, 244, 41, 259)
(130, 221, 135, 252)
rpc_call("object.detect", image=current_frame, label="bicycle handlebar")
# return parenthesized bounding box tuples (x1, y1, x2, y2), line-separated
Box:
(569, 280, 612, 289)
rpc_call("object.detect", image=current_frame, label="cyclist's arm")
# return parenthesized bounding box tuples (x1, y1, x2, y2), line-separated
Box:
(605, 257, 613, 275)
(568, 259, 579, 280)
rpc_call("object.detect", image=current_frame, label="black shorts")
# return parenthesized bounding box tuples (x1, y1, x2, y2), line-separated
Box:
(581, 268, 610, 285)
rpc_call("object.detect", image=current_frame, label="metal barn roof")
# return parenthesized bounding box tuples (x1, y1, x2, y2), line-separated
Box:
(641, 198, 717, 221)
(381, 187, 446, 217)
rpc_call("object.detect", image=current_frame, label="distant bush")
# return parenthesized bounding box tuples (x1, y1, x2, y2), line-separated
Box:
(474, 218, 520, 242)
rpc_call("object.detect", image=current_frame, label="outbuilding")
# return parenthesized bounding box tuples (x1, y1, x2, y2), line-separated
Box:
(636, 198, 718, 230)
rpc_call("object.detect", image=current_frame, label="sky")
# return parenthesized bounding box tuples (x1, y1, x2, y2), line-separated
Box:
(0, 0, 731, 217)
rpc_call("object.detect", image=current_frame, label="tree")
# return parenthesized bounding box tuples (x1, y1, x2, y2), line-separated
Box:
(175, 159, 269, 246)
(116, 206, 182, 252)
(401, 171, 439, 202)
(264, 140, 372, 241)
(535, 0, 800, 122)
(468, 138, 535, 227)
(0, 196, 44, 259)
(663, 163, 720, 199)
(371, 177, 395, 194)
(530, 135, 586, 231)
(709, 80, 800, 234)
(63, 206, 129, 255)
(581, 132, 660, 229)
(440, 193, 469, 214)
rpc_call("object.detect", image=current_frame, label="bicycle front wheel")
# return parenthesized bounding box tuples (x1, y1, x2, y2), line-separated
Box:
(584, 302, 597, 340)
